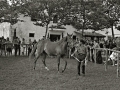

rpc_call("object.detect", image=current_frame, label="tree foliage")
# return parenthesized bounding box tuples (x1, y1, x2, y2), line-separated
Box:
(1, 0, 120, 37)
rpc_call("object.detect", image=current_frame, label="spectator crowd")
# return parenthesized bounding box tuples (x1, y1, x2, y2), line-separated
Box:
(0, 35, 119, 65)
(0, 36, 40, 57)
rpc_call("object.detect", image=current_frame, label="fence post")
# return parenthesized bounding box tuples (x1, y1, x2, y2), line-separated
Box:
(105, 49, 108, 71)
(117, 53, 119, 78)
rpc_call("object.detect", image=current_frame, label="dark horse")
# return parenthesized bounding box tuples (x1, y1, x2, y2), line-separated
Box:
(29, 34, 73, 73)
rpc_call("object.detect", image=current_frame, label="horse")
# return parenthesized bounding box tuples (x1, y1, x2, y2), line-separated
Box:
(29, 33, 73, 73)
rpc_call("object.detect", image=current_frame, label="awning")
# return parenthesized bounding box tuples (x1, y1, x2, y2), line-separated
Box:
(74, 31, 106, 37)
(49, 25, 66, 32)
(49, 25, 66, 29)
(49, 29, 65, 32)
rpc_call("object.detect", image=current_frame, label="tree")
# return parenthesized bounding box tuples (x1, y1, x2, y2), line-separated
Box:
(71, 1, 106, 31)
(2, 0, 120, 39)
(69, 0, 120, 38)
(102, 0, 120, 38)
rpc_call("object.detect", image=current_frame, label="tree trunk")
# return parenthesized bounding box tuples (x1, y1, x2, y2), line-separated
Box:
(82, 0, 85, 38)
(111, 25, 114, 38)
(45, 23, 49, 39)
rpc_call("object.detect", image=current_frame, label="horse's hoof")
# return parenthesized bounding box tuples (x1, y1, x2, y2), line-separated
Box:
(62, 70, 64, 73)
(82, 74, 85, 77)
(45, 67, 49, 71)
(78, 73, 80, 76)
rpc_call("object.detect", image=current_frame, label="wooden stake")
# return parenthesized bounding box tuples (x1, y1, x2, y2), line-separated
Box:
(117, 54, 119, 78)
(105, 49, 108, 71)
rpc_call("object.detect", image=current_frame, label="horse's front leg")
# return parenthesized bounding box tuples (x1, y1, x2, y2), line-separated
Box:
(57, 55, 61, 73)
(69, 49, 71, 59)
(62, 58, 67, 73)
(112, 60, 115, 66)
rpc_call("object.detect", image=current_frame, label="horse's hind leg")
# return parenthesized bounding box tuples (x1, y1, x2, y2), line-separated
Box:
(42, 54, 49, 71)
(33, 54, 40, 70)
(62, 58, 67, 73)
(112, 60, 115, 66)
(57, 55, 61, 73)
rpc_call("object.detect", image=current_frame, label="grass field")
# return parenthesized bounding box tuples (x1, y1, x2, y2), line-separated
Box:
(0, 56, 120, 90)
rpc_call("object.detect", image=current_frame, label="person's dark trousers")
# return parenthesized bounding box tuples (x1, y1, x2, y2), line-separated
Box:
(77, 61, 81, 75)
(92, 54, 94, 63)
(17, 45, 21, 56)
(77, 61, 85, 75)
(91, 49, 94, 63)
(82, 65, 85, 74)
(14, 44, 18, 56)
(28, 48, 32, 56)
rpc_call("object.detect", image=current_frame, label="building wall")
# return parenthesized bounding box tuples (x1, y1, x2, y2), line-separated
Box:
(12, 15, 46, 43)
(0, 22, 11, 40)
(0, 14, 84, 42)
(11, 14, 78, 43)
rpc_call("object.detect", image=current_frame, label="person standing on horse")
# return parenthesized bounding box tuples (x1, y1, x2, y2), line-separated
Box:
(71, 39, 88, 76)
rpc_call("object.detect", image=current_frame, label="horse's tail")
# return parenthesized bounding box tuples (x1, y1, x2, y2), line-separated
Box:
(29, 44, 37, 61)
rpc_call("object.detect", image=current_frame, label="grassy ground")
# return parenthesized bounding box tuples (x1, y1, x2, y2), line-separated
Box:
(0, 56, 120, 90)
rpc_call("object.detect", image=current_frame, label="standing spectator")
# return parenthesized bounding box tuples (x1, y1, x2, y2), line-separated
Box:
(5, 37, 12, 56)
(109, 39, 116, 54)
(17, 38, 21, 56)
(93, 40, 102, 64)
(89, 40, 94, 62)
(105, 40, 110, 48)
(99, 38, 104, 48)
(28, 39, 32, 56)
(13, 37, 19, 56)
(86, 42, 91, 61)
(1, 36, 6, 56)
(32, 39, 37, 47)
(21, 38, 26, 55)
